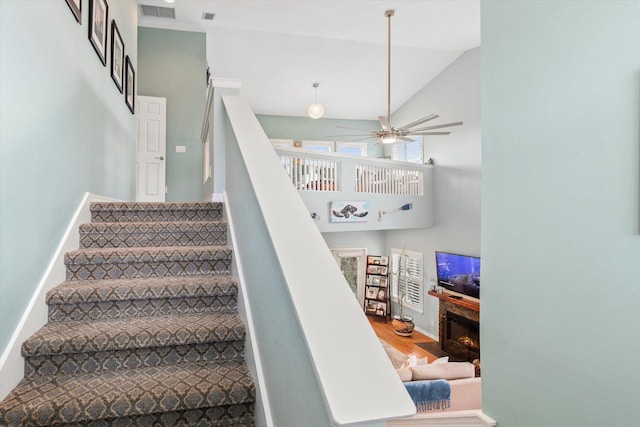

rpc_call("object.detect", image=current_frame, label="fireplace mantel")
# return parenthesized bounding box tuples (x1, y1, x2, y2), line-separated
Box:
(428, 290, 479, 313)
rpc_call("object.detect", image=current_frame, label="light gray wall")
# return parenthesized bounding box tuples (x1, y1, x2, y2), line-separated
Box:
(322, 231, 386, 256)
(257, 115, 384, 158)
(384, 48, 481, 338)
(482, 1, 639, 425)
(0, 1, 138, 354)
(138, 27, 206, 201)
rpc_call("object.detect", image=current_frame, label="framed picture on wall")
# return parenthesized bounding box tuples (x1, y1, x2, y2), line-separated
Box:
(110, 20, 124, 93)
(88, 0, 108, 65)
(124, 55, 135, 114)
(65, 0, 82, 24)
(330, 201, 370, 223)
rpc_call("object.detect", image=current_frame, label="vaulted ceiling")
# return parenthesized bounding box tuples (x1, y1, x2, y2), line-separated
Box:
(137, 0, 480, 120)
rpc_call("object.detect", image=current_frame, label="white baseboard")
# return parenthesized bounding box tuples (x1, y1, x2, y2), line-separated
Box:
(0, 193, 120, 401)
(388, 410, 496, 427)
(413, 324, 439, 342)
(212, 193, 224, 203)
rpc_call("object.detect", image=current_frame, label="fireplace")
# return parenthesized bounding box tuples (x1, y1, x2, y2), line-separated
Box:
(443, 311, 480, 363)
(429, 291, 480, 364)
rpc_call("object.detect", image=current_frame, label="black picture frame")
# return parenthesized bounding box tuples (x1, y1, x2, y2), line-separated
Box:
(125, 55, 135, 114)
(110, 20, 124, 93)
(88, 0, 108, 65)
(65, 0, 82, 24)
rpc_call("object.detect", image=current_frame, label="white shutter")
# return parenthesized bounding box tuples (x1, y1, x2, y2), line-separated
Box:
(405, 138, 422, 163)
(390, 248, 424, 313)
(390, 137, 422, 164)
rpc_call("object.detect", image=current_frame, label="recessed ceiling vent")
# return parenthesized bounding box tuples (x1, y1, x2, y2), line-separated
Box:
(201, 12, 215, 21)
(139, 4, 176, 19)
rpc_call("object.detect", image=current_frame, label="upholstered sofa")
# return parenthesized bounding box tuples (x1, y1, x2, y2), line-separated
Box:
(397, 360, 482, 412)
(381, 341, 481, 413)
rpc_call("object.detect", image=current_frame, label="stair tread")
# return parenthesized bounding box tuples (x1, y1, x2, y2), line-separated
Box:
(65, 245, 232, 265)
(23, 312, 245, 357)
(47, 275, 238, 305)
(91, 202, 223, 212)
(81, 220, 226, 229)
(0, 360, 255, 426)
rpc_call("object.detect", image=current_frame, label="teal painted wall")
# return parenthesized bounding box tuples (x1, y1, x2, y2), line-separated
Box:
(256, 115, 384, 158)
(0, 1, 138, 353)
(138, 27, 206, 201)
(482, 1, 640, 425)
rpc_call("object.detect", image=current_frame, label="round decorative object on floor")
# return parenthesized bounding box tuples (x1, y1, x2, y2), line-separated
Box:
(392, 315, 414, 337)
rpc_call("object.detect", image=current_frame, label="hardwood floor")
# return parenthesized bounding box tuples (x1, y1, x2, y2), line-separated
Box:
(368, 317, 441, 363)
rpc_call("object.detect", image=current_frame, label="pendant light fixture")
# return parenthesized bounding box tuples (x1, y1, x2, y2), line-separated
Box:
(307, 82, 324, 119)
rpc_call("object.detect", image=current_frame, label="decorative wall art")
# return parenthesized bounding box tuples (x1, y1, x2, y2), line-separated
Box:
(65, 0, 82, 24)
(125, 55, 135, 114)
(330, 201, 370, 223)
(88, 0, 108, 65)
(110, 20, 124, 93)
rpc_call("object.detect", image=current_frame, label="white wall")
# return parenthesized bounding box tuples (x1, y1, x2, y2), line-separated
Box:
(482, 1, 640, 425)
(384, 48, 481, 337)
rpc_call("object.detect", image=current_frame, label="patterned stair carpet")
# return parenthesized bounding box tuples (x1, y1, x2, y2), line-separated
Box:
(0, 202, 256, 426)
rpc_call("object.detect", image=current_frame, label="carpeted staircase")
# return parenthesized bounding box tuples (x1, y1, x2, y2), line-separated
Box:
(0, 202, 256, 426)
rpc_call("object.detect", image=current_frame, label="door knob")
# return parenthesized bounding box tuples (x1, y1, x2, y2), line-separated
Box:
(155, 156, 164, 160)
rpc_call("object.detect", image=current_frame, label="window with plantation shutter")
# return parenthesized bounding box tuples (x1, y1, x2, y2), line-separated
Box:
(390, 248, 424, 313)
(391, 137, 422, 164)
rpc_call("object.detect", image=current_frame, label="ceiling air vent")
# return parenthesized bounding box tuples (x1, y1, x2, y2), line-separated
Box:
(201, 12, 215, 21)
(139, 4, 176, 19)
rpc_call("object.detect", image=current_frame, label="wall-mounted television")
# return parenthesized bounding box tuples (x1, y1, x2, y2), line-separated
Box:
(435, 251, 480, 300)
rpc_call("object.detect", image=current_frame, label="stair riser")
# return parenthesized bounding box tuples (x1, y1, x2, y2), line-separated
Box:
(57, 404, 255, 427)
(1, 361, 255, 426)
(79, 224, 227, 248)
(91, 209, 223, 223)
(65, 259, 232, 281)
(48, 295, 238, 322)
(25, 341, 246, 378)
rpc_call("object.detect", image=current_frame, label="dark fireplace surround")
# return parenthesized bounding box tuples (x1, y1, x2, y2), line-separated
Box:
(429, 291, 480, 363)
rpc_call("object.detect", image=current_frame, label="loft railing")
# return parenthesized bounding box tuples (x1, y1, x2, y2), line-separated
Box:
(278, 154, 340, 191)
(275, 148, 426, 196)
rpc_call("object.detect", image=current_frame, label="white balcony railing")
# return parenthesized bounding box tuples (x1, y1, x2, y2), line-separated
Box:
(276, 148, 426, 196)
(279, 155, 340, 192)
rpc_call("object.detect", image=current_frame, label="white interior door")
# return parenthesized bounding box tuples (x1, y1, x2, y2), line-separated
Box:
(331, 248, 367, 308)
(136, 96, 167, 202)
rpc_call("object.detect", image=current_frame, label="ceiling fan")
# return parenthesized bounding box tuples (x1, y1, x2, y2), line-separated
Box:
(336, 10, 463, 144)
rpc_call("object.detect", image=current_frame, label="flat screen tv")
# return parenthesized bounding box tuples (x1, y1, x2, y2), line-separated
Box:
(435, 251, 480, 300)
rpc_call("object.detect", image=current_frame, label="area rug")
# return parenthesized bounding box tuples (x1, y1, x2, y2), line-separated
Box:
(379, 339, 407, 368)
(415, 342, 456, 359)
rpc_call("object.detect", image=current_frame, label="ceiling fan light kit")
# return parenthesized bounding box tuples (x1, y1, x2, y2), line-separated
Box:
(336, 10, 463, 144)
(308, 82, 324, 119)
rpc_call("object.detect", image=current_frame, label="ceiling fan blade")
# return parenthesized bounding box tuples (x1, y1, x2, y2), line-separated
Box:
(410, 131, 452, 136)
(325, 134, 372, 137)
(336, 125, 378, 133)
(412, 121, 464, 132)
(399, 114, 439, 130)
(336, 136, 380, 142)
(396, 136, 414, 142)
(378, 116, 391, 131)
